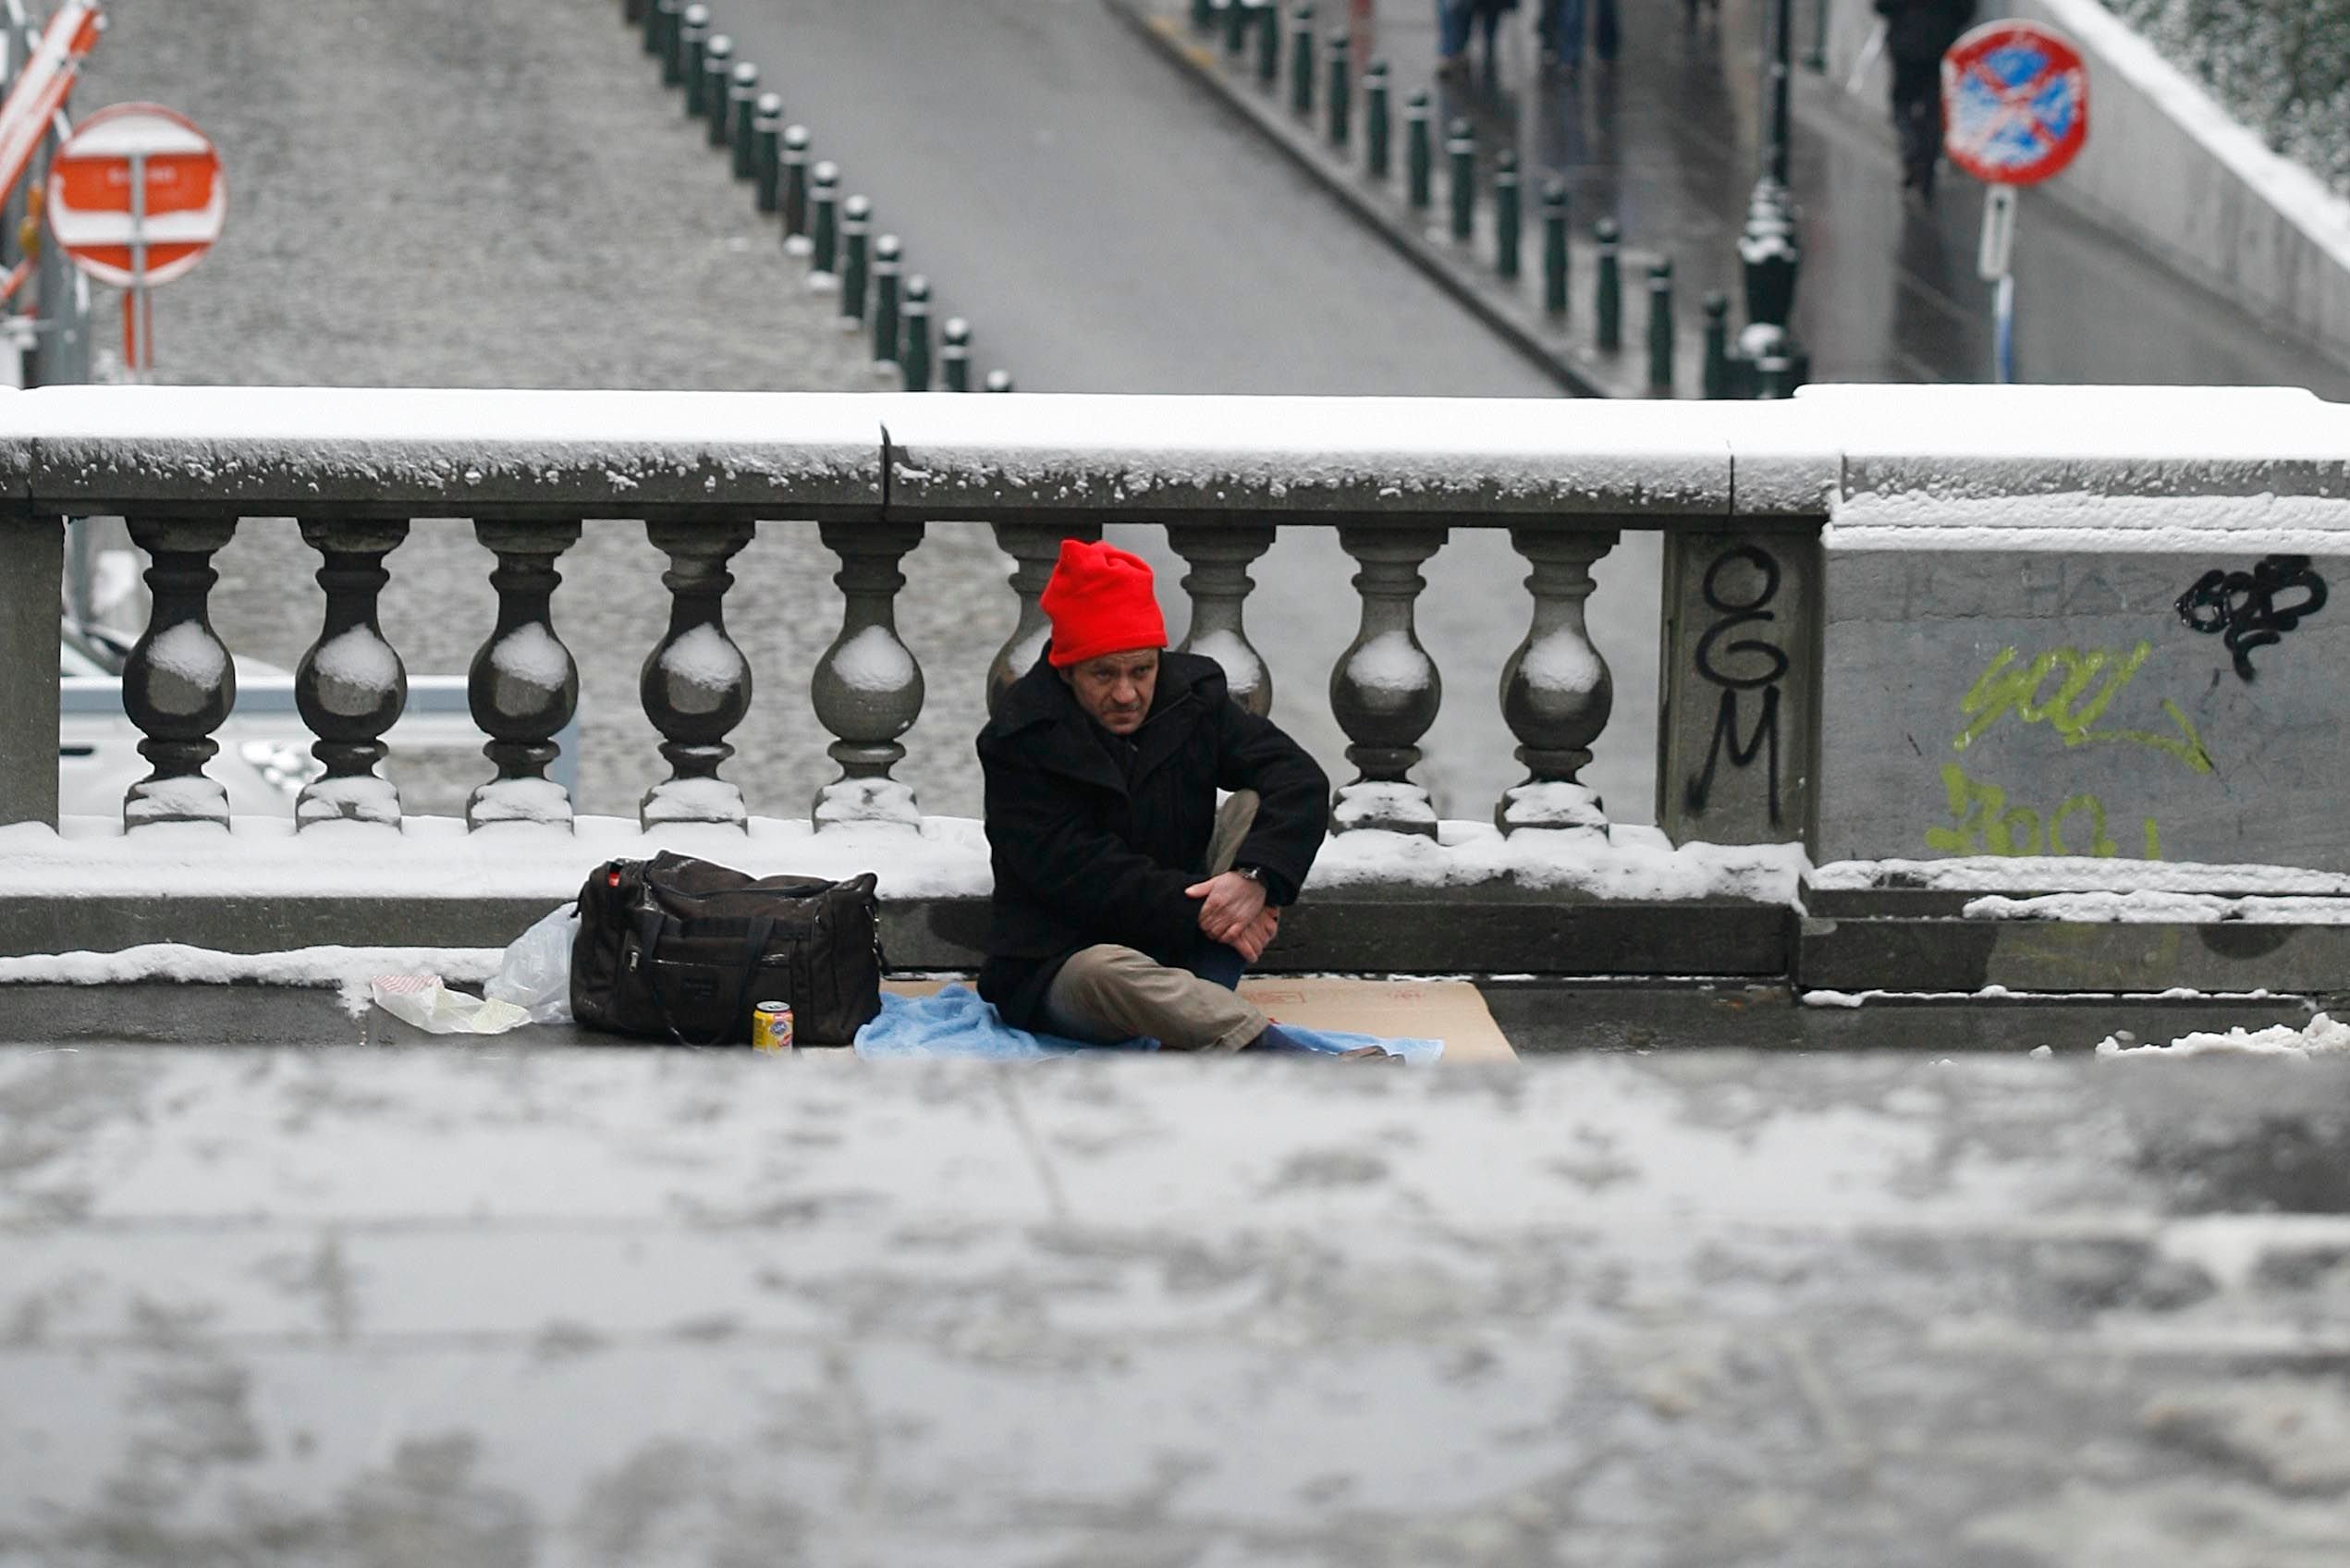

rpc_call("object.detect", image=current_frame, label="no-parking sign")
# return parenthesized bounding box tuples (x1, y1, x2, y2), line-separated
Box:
(1941, 20, 2089, 187)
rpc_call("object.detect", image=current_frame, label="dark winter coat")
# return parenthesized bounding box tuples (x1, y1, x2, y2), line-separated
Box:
(1876, 0, 1972, 64)
(974, 651, 1329, 1032)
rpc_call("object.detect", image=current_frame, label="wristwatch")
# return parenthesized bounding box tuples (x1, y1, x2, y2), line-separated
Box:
(1234, 865, 1264, 886)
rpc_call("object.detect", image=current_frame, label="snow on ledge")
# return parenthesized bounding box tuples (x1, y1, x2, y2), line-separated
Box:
(0, 815, 1808, 907)
(2098, 1013, 2350, 1060)
(1811, 857, 2350, 899)
(0, 944, 507, 1019)
(1963, 892, 2350, 925)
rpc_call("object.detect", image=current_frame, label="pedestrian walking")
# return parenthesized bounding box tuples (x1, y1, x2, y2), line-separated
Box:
(1536, 0, 1618, 75)
(1438, 0, 1520, 79)
(1878, 0, 1974, 199)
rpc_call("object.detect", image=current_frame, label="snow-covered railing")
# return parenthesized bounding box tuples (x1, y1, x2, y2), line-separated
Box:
(5, 382, 2347, 862)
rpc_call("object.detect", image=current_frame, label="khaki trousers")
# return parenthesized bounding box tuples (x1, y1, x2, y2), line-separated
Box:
(1040, 791, 1268, 1051)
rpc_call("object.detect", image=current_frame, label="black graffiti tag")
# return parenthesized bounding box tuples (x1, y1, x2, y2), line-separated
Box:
(2175, 554, 2327, 681)
(1684, 545, 1786, 826)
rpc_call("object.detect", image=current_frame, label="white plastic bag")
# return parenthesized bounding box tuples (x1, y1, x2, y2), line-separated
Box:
(371, 974, 532, 1035)
(484, 901, 580, 1024)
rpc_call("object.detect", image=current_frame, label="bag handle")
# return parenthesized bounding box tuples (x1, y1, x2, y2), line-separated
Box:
(638, 913, 775, 1048)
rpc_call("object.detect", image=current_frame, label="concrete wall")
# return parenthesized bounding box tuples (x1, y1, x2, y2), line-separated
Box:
(1819, 548, 2350, 870)
(1820, 0, 2350, 371)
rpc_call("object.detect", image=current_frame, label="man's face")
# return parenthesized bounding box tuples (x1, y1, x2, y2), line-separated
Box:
(1063, 649, 1159, 736)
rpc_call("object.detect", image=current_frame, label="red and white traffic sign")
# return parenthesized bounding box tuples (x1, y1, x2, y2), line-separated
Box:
(1940, 21, 2089, 188)
(46, 101, 226, 287)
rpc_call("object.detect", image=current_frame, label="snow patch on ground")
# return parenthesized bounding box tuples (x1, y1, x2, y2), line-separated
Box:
(0, 943, 507, 1018)
(1312, 820, 1806, 902)
(2098, 1012, 2350, 1060)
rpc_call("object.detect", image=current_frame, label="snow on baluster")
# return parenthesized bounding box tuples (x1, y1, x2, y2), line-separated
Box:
(467, 521, 582, 830)
(294, 520, 410, 829)
(812, 521, 925, 829)
(639, 520, 754, 828)
(121, 519, 239, 829)
(1497, 526, 1616, 837)
(1169, 523, 1274, 717)
(1328, 525, 1446, 836)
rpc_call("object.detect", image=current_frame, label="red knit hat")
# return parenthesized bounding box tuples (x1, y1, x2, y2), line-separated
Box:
(1041, 538, 1168, 668)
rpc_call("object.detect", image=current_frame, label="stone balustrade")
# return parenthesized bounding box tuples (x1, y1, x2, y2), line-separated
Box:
(0, 386, 1836, 851)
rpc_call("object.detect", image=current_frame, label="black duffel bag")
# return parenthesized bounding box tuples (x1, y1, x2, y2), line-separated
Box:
(570, 851, 884, 1047)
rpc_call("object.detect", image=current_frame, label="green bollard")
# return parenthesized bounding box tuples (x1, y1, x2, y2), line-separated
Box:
(752, 93, 783, 210)
(670, 3, 706, 89)
(985, 370, 1015, 393)
(840, 195, 872, 325)
(1405, 90, 1431, 212)
(1494, 149, 1521, 280)
(1646, 258, 1675, 394)
(678, 7, 710, 103)
(809, 161, 840, 276)
(942, 317, 972, 391)
(1447, 117, 1475, 244)
(1542, 179, 1569, 316)
(699, 36, 733, 135)
(1595, 217, 1622, 351)
(650, 0, 677, 56)
(872, 235, 902, 368)
(902, 276, 934, 390)
(1327, 31, 1351, 151)
(1365, 60, 1390, 181)
(1701, 291, 1731, 399)
(1224, 0, 1247, 56)
(782, 127, 813, 251)
(1290, 5, 1316, 116)
(1255, 0, 1279, 84)
(1193, 0, 1213, 31)
(727, 61, 759, 163)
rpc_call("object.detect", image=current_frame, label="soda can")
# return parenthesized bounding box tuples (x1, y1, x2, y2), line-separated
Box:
(752, 999, 795, 1054)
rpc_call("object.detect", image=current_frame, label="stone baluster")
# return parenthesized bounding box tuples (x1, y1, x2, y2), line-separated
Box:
(1496, 527, 1618, 835)
(1328, 525, 1446, 835)
(640, 520, 756, 828)
(120, 518, 239, 829)
(813, 521, 926, 828)
(985, 521, 1101, 716)
(1168, 524, 1275, 717)
(294, 519, 410, 829)
(467, 521, 583, 830)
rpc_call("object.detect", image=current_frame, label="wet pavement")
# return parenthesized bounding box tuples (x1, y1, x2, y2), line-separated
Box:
(4, 1043, 2349, 1565)
(1137, 0, 2350, 396)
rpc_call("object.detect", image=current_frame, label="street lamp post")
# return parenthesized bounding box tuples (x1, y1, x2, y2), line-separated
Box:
(1732, 0, 1810, 398)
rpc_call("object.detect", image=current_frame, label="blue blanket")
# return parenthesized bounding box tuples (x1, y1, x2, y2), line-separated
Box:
(854, 985, 1443, 1064)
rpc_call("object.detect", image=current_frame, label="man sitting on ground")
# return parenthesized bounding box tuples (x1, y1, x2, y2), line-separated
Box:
(977, 539, 1382, 1058)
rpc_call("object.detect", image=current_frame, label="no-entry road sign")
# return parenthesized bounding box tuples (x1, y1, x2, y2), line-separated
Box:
(1941, 20, 2089, 187)
(46, 101, 226, 287)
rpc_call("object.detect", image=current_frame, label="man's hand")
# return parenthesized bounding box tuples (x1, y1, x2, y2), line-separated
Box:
(1229, 904, 1281, 963)
(1185, 869, 1269, 944)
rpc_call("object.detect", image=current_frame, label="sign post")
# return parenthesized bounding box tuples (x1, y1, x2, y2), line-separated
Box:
(44, 101, 224, 379)
(1941, 20, 2088, 384)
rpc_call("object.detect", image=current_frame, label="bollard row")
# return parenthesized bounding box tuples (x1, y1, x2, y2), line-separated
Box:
(1181, 0, 1815, 399)
(623, 0, 1014, 393)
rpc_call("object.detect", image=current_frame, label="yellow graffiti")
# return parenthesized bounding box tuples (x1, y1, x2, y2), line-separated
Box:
(1952, 641, 2212, 774)
(1925, 764, 2162, 860)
